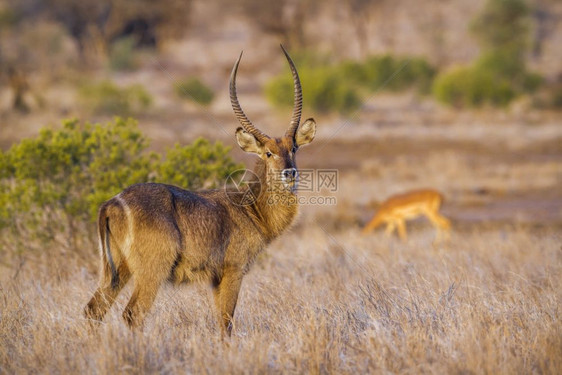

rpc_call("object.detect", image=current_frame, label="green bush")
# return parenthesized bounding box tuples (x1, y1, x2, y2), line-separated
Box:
(400, 58, 437, 94)
(158, 138, 243, 190)
(109, 37, 138, 71)
(474, 52, 542, 92)
(433, 65, 515, 108)
(79, 80, 152, 115)
(175, 78, 215, 105)
(521, 72, 543, 94)
(0, 118, 242, 267)
(433, 55, 542, 108)
(266, 66, 361, 114)
(0, 7, 18, 28)
(435, 0, 542, 108)
(475, 51, 526, 79)
(266, 52, 435, 114)
(470, 0, 530, 54)
(433, 0, 543, 108)
(343, 55, 436, 94)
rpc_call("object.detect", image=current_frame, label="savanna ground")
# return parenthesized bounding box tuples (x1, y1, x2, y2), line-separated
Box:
(2, 0, 562, 373)
(0, 223, 560, 373)
(1, 107, 561, 373)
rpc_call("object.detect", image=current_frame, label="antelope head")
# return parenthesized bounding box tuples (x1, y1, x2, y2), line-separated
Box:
(230, 45, 316, 193)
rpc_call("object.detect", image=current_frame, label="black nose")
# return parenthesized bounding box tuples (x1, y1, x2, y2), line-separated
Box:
(282, 168, 297, 179)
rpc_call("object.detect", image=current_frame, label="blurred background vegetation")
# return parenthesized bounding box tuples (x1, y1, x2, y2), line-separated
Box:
(0, 0, 561, 269)
(0, 118, 241, 268)
(0, 0, 560, 121)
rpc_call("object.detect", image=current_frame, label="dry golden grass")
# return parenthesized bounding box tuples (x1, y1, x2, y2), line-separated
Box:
(1, 224, 560, 374)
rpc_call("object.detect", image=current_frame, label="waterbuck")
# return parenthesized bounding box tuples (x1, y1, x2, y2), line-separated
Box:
(84, 46, 316, 336)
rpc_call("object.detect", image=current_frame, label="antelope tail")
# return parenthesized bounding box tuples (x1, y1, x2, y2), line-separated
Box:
(103, 217, 119, 289)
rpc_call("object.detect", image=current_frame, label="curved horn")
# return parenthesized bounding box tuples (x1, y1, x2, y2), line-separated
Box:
(230, 51, 270, 143)
(281, 44, 303, 139)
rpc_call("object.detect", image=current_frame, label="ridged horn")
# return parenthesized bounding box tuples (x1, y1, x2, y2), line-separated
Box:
(230, 51, 270, 143)
(280, 44, 303, 139)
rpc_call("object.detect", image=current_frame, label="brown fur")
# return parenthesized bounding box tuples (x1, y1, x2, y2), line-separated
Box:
(361, 189, 451, 241)
(84, 137, 314, 334)
(84, 50, 316, 336)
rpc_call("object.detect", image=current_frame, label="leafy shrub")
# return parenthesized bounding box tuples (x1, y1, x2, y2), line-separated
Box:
(400, 58, 437, 94)
(475, 51, 526, 79)
(109, 37, 138, 71)
(432, 65, 516, 108)
(475, 51, 542, 92)
(157, 138, 243, 190)
(470, 0, 530, 54)
(343, 55, 435, 94)
(521, 72, 543, 94)
(266, 66, 361, 114)
(0, 7, 18, 27)
(435, 0, 542, 108)
(433, 53, 542, 108)
(266, 52, 435, 114)
(175, 78, 215, 105)
(79, 80, 152, 115)
(0, 118, 242, 269)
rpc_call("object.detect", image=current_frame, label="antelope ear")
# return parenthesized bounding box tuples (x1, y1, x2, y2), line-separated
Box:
(295, 118, 316, 147)
(236, 127, 264, 154)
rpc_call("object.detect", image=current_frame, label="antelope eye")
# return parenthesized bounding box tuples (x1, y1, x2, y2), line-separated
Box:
(266, 151, 272, 158)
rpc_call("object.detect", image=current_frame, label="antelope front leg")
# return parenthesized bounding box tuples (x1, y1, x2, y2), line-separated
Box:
(361, 216, 379, 235)
(213, 270, 243, 337)
(384, 221, 396, 238)
(396, 219, 407, 241)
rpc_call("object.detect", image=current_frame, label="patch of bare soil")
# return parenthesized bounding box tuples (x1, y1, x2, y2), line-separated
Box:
(305, 134, 562, 228)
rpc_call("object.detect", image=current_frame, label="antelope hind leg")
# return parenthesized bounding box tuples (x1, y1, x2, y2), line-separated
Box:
(122, 273, 166, 329)
(85, 263, 131, 322)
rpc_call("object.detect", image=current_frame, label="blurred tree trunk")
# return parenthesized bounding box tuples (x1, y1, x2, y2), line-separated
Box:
(289, 1, 306, 49)
(353, 14, 369, 59)
(7, 67, 29, 113)
(238, 0, 318, 49)
(346, 0, 373, 59)
(531, 0, 559, 59)
(416, 2, 447, 66)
